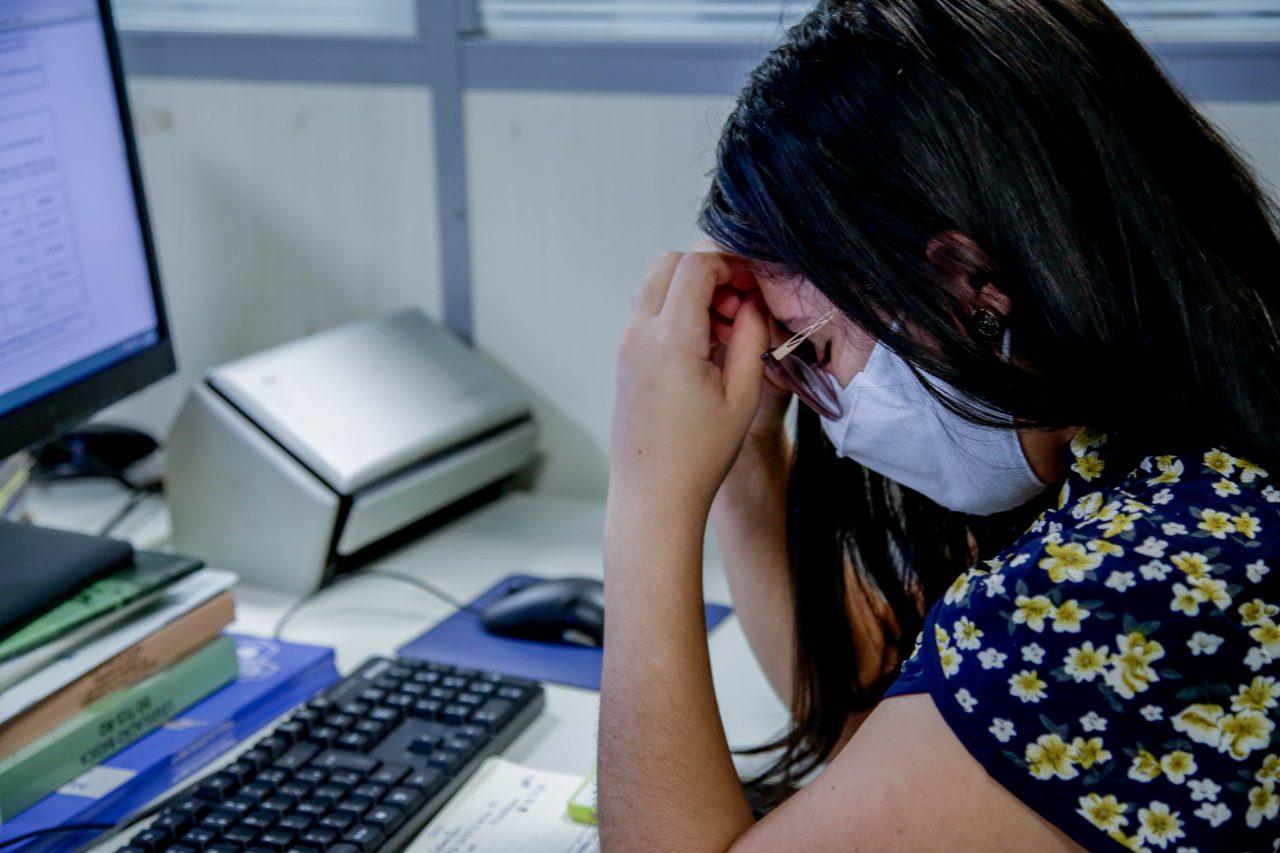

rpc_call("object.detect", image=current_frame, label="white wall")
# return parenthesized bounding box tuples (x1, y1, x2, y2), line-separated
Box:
(92, 75, 1280, 503)
(465, 91, 736, 499)
(99, 78, 442, 436)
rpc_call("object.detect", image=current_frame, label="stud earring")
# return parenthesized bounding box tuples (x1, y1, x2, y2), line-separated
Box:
(972, 308, 1005, 341)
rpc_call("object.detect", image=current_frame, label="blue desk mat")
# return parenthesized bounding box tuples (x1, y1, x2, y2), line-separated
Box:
(396, 574, 733, 691)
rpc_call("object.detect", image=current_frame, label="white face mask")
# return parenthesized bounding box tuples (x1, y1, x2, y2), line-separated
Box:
(819, 341, 1047, 515)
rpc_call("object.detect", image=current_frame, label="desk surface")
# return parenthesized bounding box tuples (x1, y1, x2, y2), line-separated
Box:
(25, 483, 788, 843)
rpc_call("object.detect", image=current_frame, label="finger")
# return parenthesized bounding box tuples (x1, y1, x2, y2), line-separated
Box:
(712, 285, 743, 322)
(635, 251, 683, 316)
(723, 294, 771, 401)
(711, 313, 734, 347)
(660, 252, 738, 331)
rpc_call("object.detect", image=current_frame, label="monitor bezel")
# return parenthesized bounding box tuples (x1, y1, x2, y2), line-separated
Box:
(0, 0, 176, 460)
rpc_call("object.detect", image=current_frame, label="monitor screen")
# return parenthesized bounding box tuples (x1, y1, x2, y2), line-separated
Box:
(0, 0, 173, 458)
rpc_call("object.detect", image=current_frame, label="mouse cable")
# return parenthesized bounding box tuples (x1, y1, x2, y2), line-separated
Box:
(272, 567, 486, 640)
(97, 482, 163, 538)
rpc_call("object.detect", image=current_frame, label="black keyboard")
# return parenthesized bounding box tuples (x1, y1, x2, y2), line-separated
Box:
(117, 657, 545, 853)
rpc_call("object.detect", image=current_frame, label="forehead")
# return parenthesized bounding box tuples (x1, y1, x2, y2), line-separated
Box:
(752, 271, 835, 325)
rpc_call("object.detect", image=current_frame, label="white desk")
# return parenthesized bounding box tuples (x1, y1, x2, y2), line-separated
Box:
(25, 482, 788, 846)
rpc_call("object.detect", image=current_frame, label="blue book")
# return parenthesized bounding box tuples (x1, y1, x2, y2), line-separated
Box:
(0, 634, 339, 852)
(397, 574, 733, 691)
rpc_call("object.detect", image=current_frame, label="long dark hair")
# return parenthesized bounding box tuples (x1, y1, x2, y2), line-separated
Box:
(700, 0, 1280, 800)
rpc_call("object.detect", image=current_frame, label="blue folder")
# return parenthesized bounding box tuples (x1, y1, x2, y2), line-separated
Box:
(396, 575, 733, 691)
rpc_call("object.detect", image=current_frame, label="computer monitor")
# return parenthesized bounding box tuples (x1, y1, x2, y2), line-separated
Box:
(0, 0, 174, 462)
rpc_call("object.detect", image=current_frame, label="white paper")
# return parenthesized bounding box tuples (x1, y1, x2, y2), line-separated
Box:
(408, 758, 600, 853)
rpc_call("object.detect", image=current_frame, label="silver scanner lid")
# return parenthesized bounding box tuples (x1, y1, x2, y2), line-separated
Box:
(206, 309, 530, 495)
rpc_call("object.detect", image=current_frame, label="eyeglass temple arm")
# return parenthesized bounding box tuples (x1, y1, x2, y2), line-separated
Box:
(768, 309, 841, 360)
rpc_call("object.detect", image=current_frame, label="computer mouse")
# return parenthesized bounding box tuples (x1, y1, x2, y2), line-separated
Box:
(33, 424, 159, 483)
(479, 577, 605, 647)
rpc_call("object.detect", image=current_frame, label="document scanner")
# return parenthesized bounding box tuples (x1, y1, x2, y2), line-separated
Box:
(165, 309, 537, 594)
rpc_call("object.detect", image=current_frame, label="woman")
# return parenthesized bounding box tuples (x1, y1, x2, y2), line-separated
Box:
(599, 0, 1280, 850)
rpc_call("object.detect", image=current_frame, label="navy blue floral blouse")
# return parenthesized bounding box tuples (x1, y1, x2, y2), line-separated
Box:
(884, 431, 1280, 852)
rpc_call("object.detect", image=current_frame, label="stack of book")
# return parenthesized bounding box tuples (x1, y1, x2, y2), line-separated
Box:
(0, 453, 32, 522)
(0, 551, 240, 824)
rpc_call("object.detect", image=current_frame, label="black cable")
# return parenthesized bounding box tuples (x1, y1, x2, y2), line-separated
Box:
(272, 568, 485, 639)
(97, 486, 160, 537)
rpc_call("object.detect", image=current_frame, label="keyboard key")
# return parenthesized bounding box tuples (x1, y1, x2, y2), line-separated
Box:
(497, 685, 528, 702)
(368, 706, 401, 725)
(222, 826, 257, 847)
(342, 823, 385, 852)
(452, 667, 480, 679)
(441, 703, 471, 725)
(223, 796, 256, 815)
(441, 676, 469, 690)
(260, 796, 295, 816)
(223, 762, 255, 785)
(332, 769, 365, 788)
(370, 763, 409, 787)
(240, 748, 273, 770)
(408, 733, 441, 756)
(358, 688, 385, 704)
(273, 742, 319, 770)
(338, 701, 370, 717)
(208, 846, 239, 853)
(384, 786, 425, 812)
(255, 768, 289, 787)
(154, 812, 192, 838)
(401, 681, 428, 697)
(241, 812, 274, 831)
(132, 829, 170, 852)
(402, 768, 445, 795)
(446, 736, 477, 759)
(334, 795, 374, 817)
(388, 665, 413, 679)
(411, 670, 441, 685)
(295, 799, 331, 818)
(470, 699, 514, 729)
(257, 735, 289, 758)
(336, 732, 371, 753)
(199, 811, 237, 832)
(373, 676, 400, 692)
(278, 813, 314, 834)
(180, 828, 218, 852)
(427, 749, 464, 773)
(385, 692, 415, 711)
(195, 774, 238, 802)
(353, 782, 387, 800)
(313, 749, 379, 775)
(364, 805, 405, 834)
(239, 782, 273, 805)
(164, 846, 197, 853)
(427, 687, 456, 703)
(306, 725, 340, 747)
(456, 692, 485, 707)
(279, 781, 312, 799)
(319, 811, 356, 832)
(467, 680, 496, 696)
(300, 827, 339, 848)
(354, 718, 387, 739)
(325, 712, 355, 730)
(410, 699, 442, 720)
(256, 829, 296, 851)
(314, 783, 347, 801)
(294, 767, 327, 786)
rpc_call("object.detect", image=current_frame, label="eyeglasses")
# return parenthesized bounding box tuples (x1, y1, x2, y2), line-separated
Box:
(761, 308, 844, 420)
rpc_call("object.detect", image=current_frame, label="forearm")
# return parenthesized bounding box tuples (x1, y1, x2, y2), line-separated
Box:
(710, 431, 795, 703)
(599, 497, 755, 851)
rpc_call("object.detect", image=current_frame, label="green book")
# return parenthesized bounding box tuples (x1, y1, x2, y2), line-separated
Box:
(0, 551, 203, 665)
(0, 635, 238, 822)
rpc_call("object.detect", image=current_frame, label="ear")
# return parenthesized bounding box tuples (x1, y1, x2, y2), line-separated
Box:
(926, 230, 1011, 319)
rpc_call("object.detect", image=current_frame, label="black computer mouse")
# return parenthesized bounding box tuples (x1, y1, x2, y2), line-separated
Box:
(479, 577, 605, 647)
(34, 424, 159, 483)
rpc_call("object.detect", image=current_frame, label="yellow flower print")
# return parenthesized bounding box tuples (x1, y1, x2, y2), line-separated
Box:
(938, 645, 962, 678)
(1069, 736, 1112, 770)
(934, 623, 950, 650)
(1070, 429, 1107, 456)
(1219, 709, 1274, 760)
(1249, 620, 1280, 658)
(1008, 669, 1047, 703)
(1171, 703, 1225, 748)
(1073, 453, 1105, 482)
(1170, 582, 1207, 617)
(1095, 501, 1122, 523)
(1158, 751, 1196, 784)
(1057, 480, 1071, 510)
(953, 616, 983, 651)
(943, 571, 971, 605)
(1089, 538, 1125, 557)
(1246, 781, 1279, 829)
(1233, 511, 1262, 539)
(1072, 491, 1103, 520)
(1025, 733, 1077, 780)
(1232, 676, 1280, 713)
(1077, 793, 1129, 833)
(1102, 513, 1140, 539)
(1123, 498, 1154, 515)
(1128, 749, 1162, 782)
(1106, 829, 1151, 853)
(1012, 594, 1054, 632)
(1038, 541, 1102, 582)
(1136, 801, 1184, 849)
(1204, 448, 1236, 476)
(1104, 632, 1164, 699)
(1051, 599, 1090, 633)
(1197, 509, 1235, 539)
(1149, 456, 1184, 486)
(1212, 478, 1242, 498)
(1238, 457, 1270, 483)
(1190, 576, 1232, 610)
(1256, 754, 1280, 783)
(1063, 641, 1110, 682)
(1169, 551, 1210, 580)
(1238, 599, 1279, 627)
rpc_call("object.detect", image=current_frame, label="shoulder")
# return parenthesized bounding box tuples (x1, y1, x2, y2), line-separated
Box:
(888, 433, 1280, 850)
